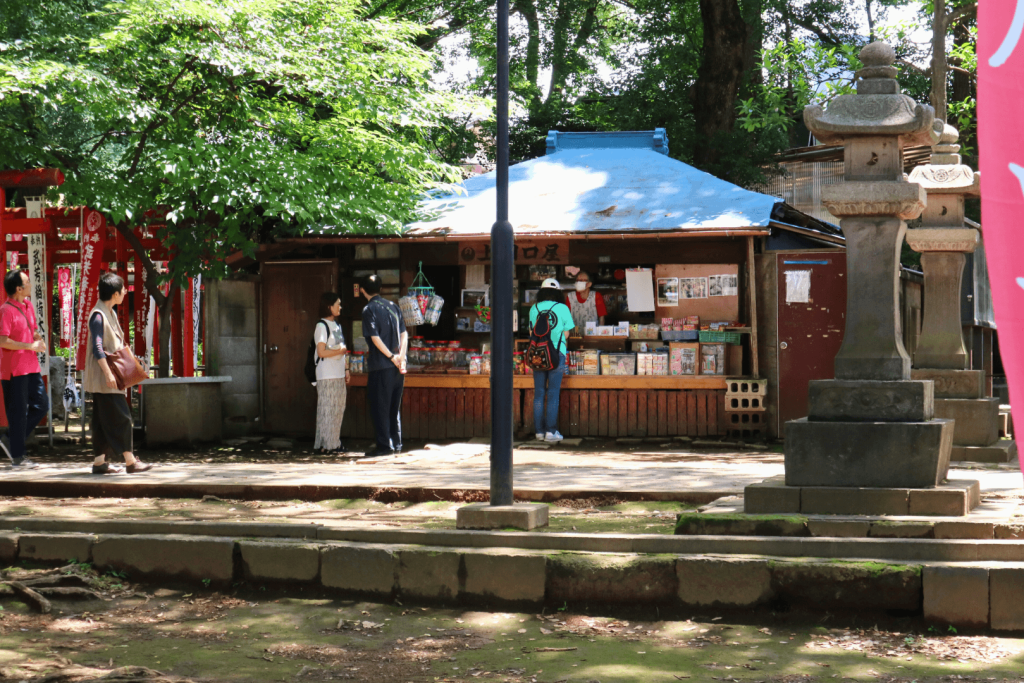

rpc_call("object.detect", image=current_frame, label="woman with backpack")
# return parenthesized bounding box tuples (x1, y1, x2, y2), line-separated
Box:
(528, 278, 574, 443)
(313, 291, 348, 454)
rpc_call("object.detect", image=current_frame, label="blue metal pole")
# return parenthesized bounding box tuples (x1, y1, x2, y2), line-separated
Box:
(490, 0, 514, 506)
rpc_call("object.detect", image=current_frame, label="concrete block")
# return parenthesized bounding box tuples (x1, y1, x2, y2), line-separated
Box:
(675, 513, 808, 537)
(546, 553, 676, 604)
(677, 556, 773, 607)
(144, 382, 224, 446)
(785, 418, 953, 488)
(801, 487, 909, 516)
(923, 566, 989, 628)
(456, 503, 549, 530)
(990, 567, 1024, 630)
(397, 548, 461, 600)
(911, 369, 984, 399)
(19, 533, 95, 563)
(0, 533, 18, 561)
(215, 280, 258, 308)
(92, 535, 235, 582)
(321, 543, 396, 595)
(807, 520, 871, 538)
(462, 550, 546, 603)
(950, 440, 1017, 463)
(771, 559, 922, 611)
(933, 522, 993, 540)
(807, 379, 934, 422)
(239, 540, 320, 582)
(218, 337, 259, 366)
(868, 523, 933, 538)
(743, 478, 800, 514)
(218, 306, 258, 338)
(908, 484, 976, 516)
(934, 398, 1000, 446)
(219, 365, 258, 396)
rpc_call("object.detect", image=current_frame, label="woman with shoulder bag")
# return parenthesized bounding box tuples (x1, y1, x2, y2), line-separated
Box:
(314, 292, 348, 454)
(528, 278, 574, 443)
(84, 272, 151, 474)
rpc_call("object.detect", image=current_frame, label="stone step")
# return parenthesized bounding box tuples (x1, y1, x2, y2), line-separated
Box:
(5, 528, 1024, 629)
(745, 476, 980, 516)
(951, 440, 1018, 463)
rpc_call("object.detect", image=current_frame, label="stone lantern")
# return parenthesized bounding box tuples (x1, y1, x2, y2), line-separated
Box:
(908, 126, 1017, 463)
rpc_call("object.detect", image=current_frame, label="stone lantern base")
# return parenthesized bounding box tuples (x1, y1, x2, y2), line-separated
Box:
(912, 369, 1018, 462)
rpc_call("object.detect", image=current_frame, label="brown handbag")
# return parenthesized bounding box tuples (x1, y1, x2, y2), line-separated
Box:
(105, 347, 148, 391)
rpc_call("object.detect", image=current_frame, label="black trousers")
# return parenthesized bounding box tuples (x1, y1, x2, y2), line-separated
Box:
(367, 367, 404, 451)
(1, 372, 48, 462)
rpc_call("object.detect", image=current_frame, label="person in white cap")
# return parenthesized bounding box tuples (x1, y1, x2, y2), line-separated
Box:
(528, 278, 574, 442)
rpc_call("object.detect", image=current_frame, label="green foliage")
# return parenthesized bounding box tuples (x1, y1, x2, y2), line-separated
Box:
(0, 0, 464, 286)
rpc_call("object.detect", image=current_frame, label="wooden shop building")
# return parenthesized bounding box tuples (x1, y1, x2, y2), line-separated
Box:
(211, 130, 850, 442)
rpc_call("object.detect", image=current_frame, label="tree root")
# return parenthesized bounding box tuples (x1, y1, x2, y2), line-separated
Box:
(7, 581, 51, 613)
(33, 586, 107, 600)
(25, 665, 196, 682)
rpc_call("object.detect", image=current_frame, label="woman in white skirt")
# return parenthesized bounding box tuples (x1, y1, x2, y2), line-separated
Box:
(314, 292, 348, 454)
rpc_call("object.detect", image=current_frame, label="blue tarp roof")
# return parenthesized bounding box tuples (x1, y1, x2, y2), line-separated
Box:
(406, 129, 784, 237)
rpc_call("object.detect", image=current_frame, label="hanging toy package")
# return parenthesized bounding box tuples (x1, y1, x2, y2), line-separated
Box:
(398, 295, 425, 327)
(424, 294, 444, 325)
(408, 262, 442, 326)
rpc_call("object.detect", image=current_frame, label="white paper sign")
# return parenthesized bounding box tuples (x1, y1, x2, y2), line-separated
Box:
(27, 234, 49, 375)
(625, 268, 655, 312)
(785, 270, 812, 304)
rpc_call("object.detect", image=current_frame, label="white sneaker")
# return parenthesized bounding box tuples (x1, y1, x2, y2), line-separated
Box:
(545, 431, 564, 443)
(535, 433, 545, 440)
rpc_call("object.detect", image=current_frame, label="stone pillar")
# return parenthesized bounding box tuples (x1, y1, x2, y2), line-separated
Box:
(781, 42, 955, 490)
(908, 126, 1017, 463)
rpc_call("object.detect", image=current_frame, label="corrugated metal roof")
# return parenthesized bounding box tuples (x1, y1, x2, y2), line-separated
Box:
(406, 128, 783, 237)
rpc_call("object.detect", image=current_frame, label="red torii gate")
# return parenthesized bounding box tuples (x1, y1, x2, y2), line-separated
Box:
(0, 169, 199, 427)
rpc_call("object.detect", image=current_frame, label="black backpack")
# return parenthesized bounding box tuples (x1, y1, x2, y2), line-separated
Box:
(304, 320, 329, 385)
(526, 303, 564, 372)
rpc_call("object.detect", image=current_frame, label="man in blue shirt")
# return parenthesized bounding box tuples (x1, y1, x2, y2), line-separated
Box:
(360, 274, 407, 457)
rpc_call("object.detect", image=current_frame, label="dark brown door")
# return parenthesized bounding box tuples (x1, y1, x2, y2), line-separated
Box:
(262, 260, 337, 434)
(777, 253, 847, 436)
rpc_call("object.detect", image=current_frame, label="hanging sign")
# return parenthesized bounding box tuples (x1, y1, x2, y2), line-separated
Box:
(133, 257, 150, 359)
(27, 234, 49, 375)
(979, 2, 1024, 476)
(75, 210, 106, 370)
(457, 239, 569, 264)
(58, 267, 74, 348)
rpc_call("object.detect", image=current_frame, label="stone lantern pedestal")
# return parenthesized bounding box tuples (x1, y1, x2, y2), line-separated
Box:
(907, 126, 1017, 463)
(744, 43, 977, 516)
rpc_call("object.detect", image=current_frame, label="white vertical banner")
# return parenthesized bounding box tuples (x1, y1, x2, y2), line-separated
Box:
(145, 296, 157, 371)
(192, 274, 201, 371)
(27, 234, 49, 376)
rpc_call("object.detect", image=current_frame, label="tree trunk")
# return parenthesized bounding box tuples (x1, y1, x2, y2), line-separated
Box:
(157, 286, 175, 378)
(931, 0, 947, 122)
(741, 0, 764, 89)
(950, 19, 973, 107)
(693, 0, 748, 170)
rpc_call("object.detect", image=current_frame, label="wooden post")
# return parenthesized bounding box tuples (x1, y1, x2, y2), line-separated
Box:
(747, 235, 759, 379)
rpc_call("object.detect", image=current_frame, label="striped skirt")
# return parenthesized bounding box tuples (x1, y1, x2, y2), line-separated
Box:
(314, 378, 347, 451)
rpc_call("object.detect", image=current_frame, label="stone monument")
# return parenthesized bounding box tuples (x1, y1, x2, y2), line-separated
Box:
(744, 43, 978, 516)
(907, 125, 1017, 463)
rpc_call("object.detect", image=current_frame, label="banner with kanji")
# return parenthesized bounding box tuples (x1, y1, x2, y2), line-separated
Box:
(27, 234, 49, 376)
(75, 210, 106, 370)
(58, 267, 74, 348)
(978, 2, 1024, 475)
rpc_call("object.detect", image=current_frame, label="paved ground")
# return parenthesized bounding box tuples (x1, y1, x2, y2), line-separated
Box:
(4, 437, 1022, 502)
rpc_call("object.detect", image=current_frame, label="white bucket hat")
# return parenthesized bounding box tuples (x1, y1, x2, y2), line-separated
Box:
(540, 278, 561, 290)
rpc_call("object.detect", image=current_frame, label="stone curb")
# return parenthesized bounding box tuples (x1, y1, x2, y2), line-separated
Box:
(0, 530, 1022, 629)
(2, 518, 1024, 563)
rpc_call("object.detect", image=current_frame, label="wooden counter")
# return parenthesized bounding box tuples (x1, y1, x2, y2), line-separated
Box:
(345, 374, 728, 390)
(341, 372, 734, 442)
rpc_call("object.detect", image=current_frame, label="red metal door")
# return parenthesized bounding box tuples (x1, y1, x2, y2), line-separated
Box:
(777, 253, 847, 436)
(262, 261, 336, 434)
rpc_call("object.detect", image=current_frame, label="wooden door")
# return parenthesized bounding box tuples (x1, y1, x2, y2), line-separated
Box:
(262, 260, 336, 434)
(777, 253, 847, 437)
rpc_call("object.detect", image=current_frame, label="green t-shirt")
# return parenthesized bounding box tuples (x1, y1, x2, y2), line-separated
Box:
(529, 301, 574, 357)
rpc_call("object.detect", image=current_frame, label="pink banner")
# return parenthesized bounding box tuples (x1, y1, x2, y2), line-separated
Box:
(75, 210, 106, 371)
(58, 267, 73, 348)
(979, 2, 1024, 477)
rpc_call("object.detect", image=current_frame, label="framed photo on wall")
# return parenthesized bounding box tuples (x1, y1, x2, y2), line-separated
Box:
(657, 277, 679, 306)
(461, 288, 489, 308)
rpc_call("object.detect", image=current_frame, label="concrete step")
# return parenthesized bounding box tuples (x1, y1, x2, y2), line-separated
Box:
(3, 516, 1024, 563)
(951, 440, 1018, 463)
(5, 527, 1024, 630)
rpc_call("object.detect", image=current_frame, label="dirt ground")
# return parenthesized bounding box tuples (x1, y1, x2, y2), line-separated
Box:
(0, 563, 1022, 683)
